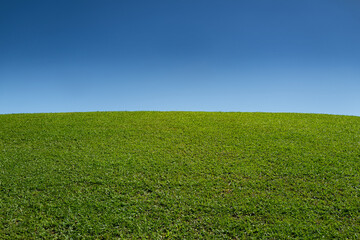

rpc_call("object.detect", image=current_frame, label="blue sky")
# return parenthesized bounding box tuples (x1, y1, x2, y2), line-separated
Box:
(1, 0, 359, 115)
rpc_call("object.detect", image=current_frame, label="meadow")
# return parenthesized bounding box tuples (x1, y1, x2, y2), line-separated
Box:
(1, 112, 359, 239)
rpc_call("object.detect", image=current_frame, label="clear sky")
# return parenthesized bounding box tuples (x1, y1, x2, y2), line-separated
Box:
(1, 0, 359, 115)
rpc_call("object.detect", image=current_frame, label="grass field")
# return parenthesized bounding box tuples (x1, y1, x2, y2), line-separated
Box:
(1, 112, 359, 239)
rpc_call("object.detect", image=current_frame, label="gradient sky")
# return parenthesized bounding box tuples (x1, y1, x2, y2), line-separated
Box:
(1, 0, 359, 115)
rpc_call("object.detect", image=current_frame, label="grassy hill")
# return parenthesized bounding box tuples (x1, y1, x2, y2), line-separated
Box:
(1, 112, 359, 239)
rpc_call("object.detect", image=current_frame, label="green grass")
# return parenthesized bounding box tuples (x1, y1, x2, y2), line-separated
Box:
(1, 112, 359, 239)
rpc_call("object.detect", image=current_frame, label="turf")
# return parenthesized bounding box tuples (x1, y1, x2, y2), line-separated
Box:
(1, 112, 359, 239)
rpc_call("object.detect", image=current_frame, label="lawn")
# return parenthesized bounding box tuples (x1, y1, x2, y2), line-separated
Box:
(1, 112, 359, 239)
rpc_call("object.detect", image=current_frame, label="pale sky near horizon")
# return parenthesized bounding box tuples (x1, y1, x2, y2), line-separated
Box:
(1, 0, 359, 116)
